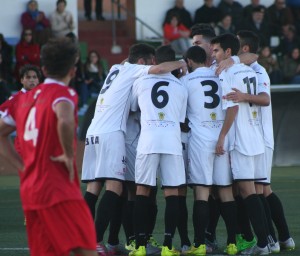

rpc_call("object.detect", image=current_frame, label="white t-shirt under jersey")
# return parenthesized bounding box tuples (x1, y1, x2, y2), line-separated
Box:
(131, 73, 188, 155)
(87, 62, 151, 136)
(250, 61, 274, 150)
(220, 63, 264, 156)
(181, 66, 228, 152)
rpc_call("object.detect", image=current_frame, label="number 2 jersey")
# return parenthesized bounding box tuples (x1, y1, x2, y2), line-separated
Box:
(1, 79, 82, 210)
(131, 73, 188, 155)
(220, 63, 264, 156)
(86, 62, 151, 136)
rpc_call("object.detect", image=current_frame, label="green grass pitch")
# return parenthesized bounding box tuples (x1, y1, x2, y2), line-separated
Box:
(0, 167, 299, 255)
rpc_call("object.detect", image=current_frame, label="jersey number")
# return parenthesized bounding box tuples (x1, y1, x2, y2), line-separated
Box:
(151, 81, 169, 109)
(100, 69, 120, 94)
(201, 80, 220, 109)
(23, 107, 39, 146)
(243, 77, 257, 107)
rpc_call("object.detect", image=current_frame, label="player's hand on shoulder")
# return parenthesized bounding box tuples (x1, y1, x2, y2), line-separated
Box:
(225, 88, 243, 103)
(50, 154, 75, 182)
(215, 58, 234, 75)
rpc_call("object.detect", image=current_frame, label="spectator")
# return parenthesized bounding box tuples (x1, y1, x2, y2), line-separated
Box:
(21, 0, 51, 46)
(282, 47, 300, 84)
(84, 50, 107, 97)
(267, 0, 294, 36)
(217, 0, 244, 31)
(214, 14, 235, 36)
(14, 29, 40, 88)
(163, 0, 193, 29)
(84, 0, 105, 21)
(241, 6, 270, 47)
(258, 45, 283, 84)
(0, 34, 13, 83)
(50, 0, 75, 38)
(0, 72, 11, 105)
(243, 0, 268, 23)
(163, 14, 191, 55)
(194, 0, 221, 28)
(274, 24, 300, 57)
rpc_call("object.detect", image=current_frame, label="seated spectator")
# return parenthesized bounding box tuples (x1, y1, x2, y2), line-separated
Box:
(84, 50, 107, 96)
(241, 6, 270, 47)
(217, 0, 244, 31)
(258, 45, 283, 84)
(243, 0, 268, 23)
(163, 14, 191, 55)
(194, 0, 220, 28)
(50, 0, 75, 38)
(14, 29, 40, 88)
(0, 71, 11, 105)
(0, 34, 13, 83)
(274, 24, 300, 57)
(163, 0, 192, 29)
(214, 14, 235, 36)
(21, 0, 51, 46)
(267, 0, 294, 36)
(282, 47, 300, 84)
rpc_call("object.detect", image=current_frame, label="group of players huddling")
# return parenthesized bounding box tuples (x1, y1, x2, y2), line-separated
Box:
(0, 24, 296, 256)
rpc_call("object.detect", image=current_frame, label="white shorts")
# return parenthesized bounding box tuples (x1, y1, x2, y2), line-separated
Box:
(230, 150, 266, 181)
(256, 147, 273, 184)
(125, 143, 136, 182)
(135, 153, 185, 187)
(187, 146, 232, 186)
(81, 131, 126, 182)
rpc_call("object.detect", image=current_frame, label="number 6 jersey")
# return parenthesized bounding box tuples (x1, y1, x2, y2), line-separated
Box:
(131, 73, 188, 155)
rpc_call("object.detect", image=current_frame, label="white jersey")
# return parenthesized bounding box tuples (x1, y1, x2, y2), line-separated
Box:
(181, 67, 227, 152)
(250, 62, 274, 150)
(125, 111, 141, 148)
(86, 62, 151, 136)
(131, 73, 188, 155)
(220, 63, 264, 156)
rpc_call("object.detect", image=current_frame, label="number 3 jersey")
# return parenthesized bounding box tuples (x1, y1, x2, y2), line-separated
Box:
(131, 73, 188, 155)
(86, 62, 151, 136)
(1, 80, 82, 210)
(220, 63, 264, 156)
(181, 67, 228, 152)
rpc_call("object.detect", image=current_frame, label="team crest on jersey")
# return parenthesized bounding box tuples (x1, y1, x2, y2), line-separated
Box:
(210, 112, 217, 120)
(68, 89, 76, 96)
(252, 111, 257, 119)
(100, 98, 104, 105)
(158, 112, 165, 120)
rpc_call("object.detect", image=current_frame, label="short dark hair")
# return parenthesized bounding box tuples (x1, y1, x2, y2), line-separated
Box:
(155, 45, 175, 64)
(191, 23, 216, 39)
(237, 30, 259, 53)
(128, 43, 155, 64)
(56, 0, 67, 6)
(184, 46, 206, 64)
(19, 64, 42, 81)
(211, 33, 240, 56)
(41, 37, 79, 79)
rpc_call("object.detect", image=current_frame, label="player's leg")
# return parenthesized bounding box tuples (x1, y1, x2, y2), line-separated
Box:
(84, 181, 103, 219)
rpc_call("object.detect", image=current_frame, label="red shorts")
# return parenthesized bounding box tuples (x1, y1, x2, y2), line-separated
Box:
(25, 200, 97, 256)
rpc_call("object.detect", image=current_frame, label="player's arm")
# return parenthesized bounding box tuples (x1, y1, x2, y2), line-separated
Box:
(215, 53, 258, 75)
(225, 88, 270, 106)
(148, 61, 187, 76)
(0, 119, 24, 171)
(51, 101, 75, 182)
(216, 105, 239, 155)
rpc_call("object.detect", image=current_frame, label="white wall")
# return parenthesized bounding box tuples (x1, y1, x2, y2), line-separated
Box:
(135, 0, 274, 40)
(0, 0, 78, 44)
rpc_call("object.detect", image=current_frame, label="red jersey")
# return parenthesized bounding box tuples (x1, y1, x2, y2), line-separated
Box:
(6, 80, 82, 210)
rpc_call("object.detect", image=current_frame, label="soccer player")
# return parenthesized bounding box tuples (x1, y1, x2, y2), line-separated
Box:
(0, 37, 98, 256)
(81, 43, 187, 255)
(225, 30, 295, 252)
(181, 45, 238, 255)
(0, 64, 41, 117)
(129, 45, 187, 256)
(211, 33, 270, 255)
